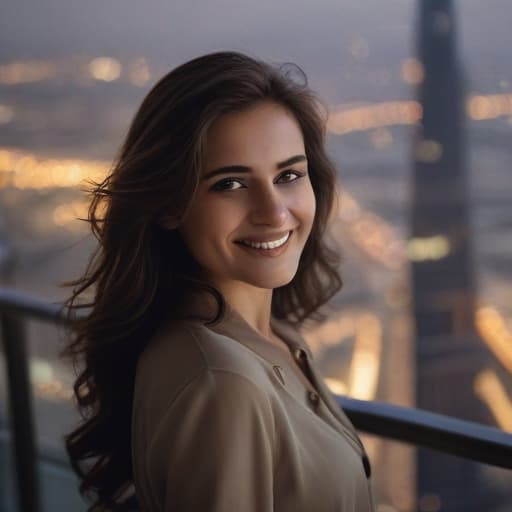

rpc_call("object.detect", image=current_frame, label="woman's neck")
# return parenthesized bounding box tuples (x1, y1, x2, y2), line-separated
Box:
(218, 284, 274, 338)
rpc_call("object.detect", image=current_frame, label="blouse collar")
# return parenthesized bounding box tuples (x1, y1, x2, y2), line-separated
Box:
(178, 290, 314, 366)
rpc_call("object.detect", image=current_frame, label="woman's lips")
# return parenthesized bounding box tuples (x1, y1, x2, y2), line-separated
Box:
(235, 231, 293, 257)
(238, 230, 291, 249)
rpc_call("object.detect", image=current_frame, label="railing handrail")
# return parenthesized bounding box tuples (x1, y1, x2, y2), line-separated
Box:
(0, 288, 68, 324)
(336, 395, 512, 469)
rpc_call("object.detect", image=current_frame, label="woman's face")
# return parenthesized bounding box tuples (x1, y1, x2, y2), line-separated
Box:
(174, 101, 316, 294)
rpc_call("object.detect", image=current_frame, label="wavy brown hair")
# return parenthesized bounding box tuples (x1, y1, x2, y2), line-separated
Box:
(60, 50, 342, 511)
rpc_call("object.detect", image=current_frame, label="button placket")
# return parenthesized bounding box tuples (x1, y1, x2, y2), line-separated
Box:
(300, 351, 373, 479)
(293, 348, 317, 390)
(293, 348, 321, 412)
(272, 320, 374, 481)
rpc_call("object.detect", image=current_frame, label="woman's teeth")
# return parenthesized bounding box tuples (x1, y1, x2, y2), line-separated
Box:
(239, 231, 290, 250)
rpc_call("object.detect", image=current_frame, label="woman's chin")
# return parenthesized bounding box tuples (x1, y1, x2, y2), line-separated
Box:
(246, 272, 297, 290)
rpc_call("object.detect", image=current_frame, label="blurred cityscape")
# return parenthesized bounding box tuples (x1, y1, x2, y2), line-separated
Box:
(0, 1, 511, 511)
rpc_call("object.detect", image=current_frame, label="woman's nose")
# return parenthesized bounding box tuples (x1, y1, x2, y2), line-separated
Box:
(248, 188, 288, 227)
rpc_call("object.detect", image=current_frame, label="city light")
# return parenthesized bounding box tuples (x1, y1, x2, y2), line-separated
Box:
(303, 309, 382, 401)
(406, 235, 451, 261)
(0, 148, 107, 189)
(30, 357, 73, 402)
(474, 369, 512, 432)
(129, 57, 151, 87)
(53, 200, 90, 231)
(0, 60, 58, 85)
(327, 100, 422, 135)
(88, 57, 122, 82)
(370, 127, 394, 150)
(326, 93, 512, 136)
(467, 93, 512, 121)
(329, 186, 408, 270)
(1, 56, 510, 129)
(323, 378, 348, 395)
(349, 211, 407, 270)
(475, 306, 512, 374)
(302, 310, 356, 352)
(0, 56, 154, 87)
(348, 313, 382, 400)
(401, 58, 425, 85)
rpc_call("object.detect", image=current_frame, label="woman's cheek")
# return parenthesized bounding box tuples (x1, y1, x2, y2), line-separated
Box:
(294, 183, 316, 228)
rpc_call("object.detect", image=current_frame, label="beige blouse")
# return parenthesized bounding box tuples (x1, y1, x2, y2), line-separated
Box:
(131, 297, 376, 511)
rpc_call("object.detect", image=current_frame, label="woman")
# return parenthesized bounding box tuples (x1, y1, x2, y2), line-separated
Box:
(61, 51, 376, 511)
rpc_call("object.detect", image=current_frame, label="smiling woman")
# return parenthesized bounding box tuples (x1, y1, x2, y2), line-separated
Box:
(59, 51, 376, 512)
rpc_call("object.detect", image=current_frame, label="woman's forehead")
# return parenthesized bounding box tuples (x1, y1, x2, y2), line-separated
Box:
(202, 102, 305, 171)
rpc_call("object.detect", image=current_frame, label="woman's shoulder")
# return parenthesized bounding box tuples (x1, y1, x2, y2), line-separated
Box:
(134, 316, 271, 411)
(139, 316, 268, 370)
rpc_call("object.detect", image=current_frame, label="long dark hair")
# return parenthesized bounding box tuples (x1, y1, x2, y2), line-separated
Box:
(60, 50, 342, 511)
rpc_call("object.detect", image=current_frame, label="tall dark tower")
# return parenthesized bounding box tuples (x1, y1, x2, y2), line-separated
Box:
(410, 1, 505, 510)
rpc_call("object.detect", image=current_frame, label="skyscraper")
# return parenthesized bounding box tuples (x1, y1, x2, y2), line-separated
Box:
(410, 1, 505, 510)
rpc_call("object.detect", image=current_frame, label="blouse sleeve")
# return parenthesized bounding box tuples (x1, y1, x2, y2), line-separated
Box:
(146, 369, 276, 511)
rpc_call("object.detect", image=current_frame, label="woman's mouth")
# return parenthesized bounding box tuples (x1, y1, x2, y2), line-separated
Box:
(235, 231, 292, 257)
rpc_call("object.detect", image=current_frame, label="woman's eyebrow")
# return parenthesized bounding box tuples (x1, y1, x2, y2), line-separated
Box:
(201, 154, 307, 181)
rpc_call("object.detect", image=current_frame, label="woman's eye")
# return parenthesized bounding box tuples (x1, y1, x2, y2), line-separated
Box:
(277, 170, 305, 183)
(211, 178, 244, 191)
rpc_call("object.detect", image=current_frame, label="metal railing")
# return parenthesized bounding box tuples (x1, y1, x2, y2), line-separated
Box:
(1, 286, 512, 512)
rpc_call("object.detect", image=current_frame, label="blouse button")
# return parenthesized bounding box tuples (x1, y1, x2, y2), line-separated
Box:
(307, 390, 320, 407)
(293, 348, 305, 361)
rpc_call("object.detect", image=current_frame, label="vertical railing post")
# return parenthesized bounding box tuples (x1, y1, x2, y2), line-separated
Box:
(1, 313, 41, 512)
